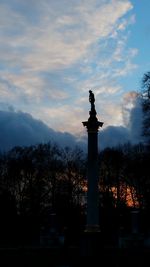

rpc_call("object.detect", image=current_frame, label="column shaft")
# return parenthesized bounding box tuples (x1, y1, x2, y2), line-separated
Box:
(87, 131, 99, 227)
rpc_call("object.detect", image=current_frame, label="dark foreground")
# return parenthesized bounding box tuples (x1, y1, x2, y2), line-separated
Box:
(0, 246, 149, 267)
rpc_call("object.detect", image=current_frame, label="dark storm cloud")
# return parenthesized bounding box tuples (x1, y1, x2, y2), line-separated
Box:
(0, 110, 79, 151)
(99, 125, 130, 150)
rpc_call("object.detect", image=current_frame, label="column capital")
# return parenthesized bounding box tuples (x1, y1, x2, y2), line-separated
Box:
(82, 115, 103, 132)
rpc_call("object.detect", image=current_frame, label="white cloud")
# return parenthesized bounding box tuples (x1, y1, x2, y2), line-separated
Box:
(0, 0, 137, 135)
(0, 0, 133, 71)
(113, 60, 138, 77)
(31, 105, 86, 134)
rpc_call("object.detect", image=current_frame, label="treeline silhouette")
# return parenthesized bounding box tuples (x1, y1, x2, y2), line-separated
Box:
(0, 141, 150, 247)
(0, 143, 86, 246)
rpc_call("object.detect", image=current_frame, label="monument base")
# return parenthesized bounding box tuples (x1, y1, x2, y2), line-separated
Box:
(84, 224, 101, 233)
(80, 226, 102, 258)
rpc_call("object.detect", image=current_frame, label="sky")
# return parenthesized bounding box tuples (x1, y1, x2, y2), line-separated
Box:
(0, 0, 150, 151)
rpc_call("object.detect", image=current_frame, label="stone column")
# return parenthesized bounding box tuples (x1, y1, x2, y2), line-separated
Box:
(82, 91, 103, 232)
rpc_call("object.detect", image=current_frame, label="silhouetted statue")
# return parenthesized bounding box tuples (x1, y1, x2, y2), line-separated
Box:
(89, 90, 95, 105)
(89, 90, 96, 114)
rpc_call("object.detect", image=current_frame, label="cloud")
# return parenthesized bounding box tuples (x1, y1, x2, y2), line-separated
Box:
(0, 0, 137, 135)
(122, 91, 140, 126)
(122, 92, 143, 143)
(0, 93, 144, 152)
(99, 125, 129, 150)
(0, 109, 82, 151)
(98, 92, 144, 150)
(32, 105, 86, 134)
(0, 0, 133, 71)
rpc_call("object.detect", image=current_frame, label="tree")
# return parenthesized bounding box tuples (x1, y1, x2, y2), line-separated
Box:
(141, 71, 150, 145)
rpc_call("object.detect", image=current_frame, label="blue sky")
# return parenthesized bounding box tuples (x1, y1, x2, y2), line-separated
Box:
(0, 0, 149, 138)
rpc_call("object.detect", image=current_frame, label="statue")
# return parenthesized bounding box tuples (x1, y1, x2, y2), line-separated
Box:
(89, 90, 96, 114)
(89, 90, 95, 105)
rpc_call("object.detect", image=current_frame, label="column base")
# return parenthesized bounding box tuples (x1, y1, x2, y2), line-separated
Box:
(80, 226, 102, 258)
(84, 224, 101, 233)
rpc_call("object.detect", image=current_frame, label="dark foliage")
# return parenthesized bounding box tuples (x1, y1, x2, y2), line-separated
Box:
(0, 140, 150, 247)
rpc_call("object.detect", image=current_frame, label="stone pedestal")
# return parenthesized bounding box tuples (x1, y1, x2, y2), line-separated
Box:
(80, 231, 102, 258)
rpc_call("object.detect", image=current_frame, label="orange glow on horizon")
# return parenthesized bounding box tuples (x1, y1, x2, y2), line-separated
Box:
(83, 180, 139, 207)
(111, 185, 139, 207)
